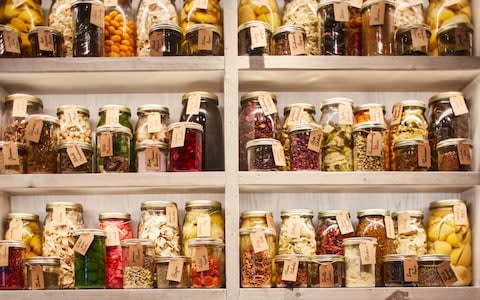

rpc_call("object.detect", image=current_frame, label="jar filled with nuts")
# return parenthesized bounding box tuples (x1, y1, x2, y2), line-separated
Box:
(0, 26, 22, 58)
(184, 24, 223, 56)
(393, 138, 430, 171)
(25, 114, 60, 174)
(57, 141, 94, 173)
(392, 210, 426, 256)
(282, 0, 319, 55)
(2, 93, 43, 144)
(393, 0, 425, 31)
(436, 138, 473, 171)
(57, 105, 92, 145)
(278, 209, 316, 256)
(104, 0, 136, 57)
(135, 141, 168, 172)
(49, 0, 74, 56)
(272, 25, 306, 56)
(238, 21, 273, 56)
(352, 122, 386, 171)
(135, 104, 170, 143)
(0, 142, 26, 174)
(181, 0, 223, 34)
(71, 0, 105, 57)
(96, 125, 132, 173)
(4, 212, 42, 258)
(121, 239, 156, 288)
(361, 0, 396, 56)
(238, 0, 280, 31)
(288, 123, 322, 171)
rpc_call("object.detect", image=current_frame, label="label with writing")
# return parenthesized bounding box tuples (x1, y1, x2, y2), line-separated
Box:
(128, 243, 144, 267)
(307, 128, 323, 153)
(369, 107, 384, 123)
(105, 224, 121, 246)
(449, 95, 469, 116)
(3, 142, 20, 166)
(9, 218, 23, 240)
(334, 2, 350, 22)
(166, 204, 178, 228)
(73, 233, 95, 256)
(359, 241, 376, 265)
(250, 26, 267, 49)
(171, 124, 186, 148)
(266, 214, 275, 230)
(397, 212, 411, 235)
(417, 143, 431, 168)
(403, 257, 418, 282)
(195, 246, 210, 272)
(411, 26, 428, 48)
(250, 230, 269, 253)
(12, 0, 27, 7)
(25, 119, 43, 143)
(4, 30, 21, 54)
(150, 32, 165, 56)
(272, 143, 286, 167)
(391, 104, 403, 125)
(286, 215, 301, 238)
(436, 261, 457, 286)
(104, 0, 118, 7)
(198, 29, 213, 51)
(338, 103, 353, 125)
(31, 265, 45, 290)
(281, 258, 299, 282)
(105, 108, 120, 126)
(38, 29, 54, 52)
(166, 259, 184, 282)
(100, 132, 113, 157)
(63, 108, 81, 128)
(196, 214, 211, 237)
(369, 0, 386, 26)
(12, 97, 27, 117)
(52, 205, 67, 226)
(350, 0, 363, 9)
(145, 147, 161, 171)
(319, 263, 334, 288)
(0, 244, 7, 267)
(288, 31, 306, 56)
(455, 27, 470, 51)
(90, 3, 105, 28)
(67, 144, 88, 168)
(147, 112, 162, 133)
(385, 215, 395, 239)
(194, 0, 209, 9)
(186, 94, 202, 115)
(457, 143, 471, 166)
(367, 131, 382, 157)
(288, 106, 303, 124)
(257, 94, 277, 115)
(337, 212, 354, 234)
(453, 203, 468, 226)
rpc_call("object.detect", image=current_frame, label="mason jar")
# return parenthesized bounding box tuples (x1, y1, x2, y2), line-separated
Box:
(48, 0, 74, 56)
(167, 122, 203, 172)
(2, 94, 43, 144)
(240, 210, 276, 233)
(103, 0, 136, 57)
(436, 138, 473, 171)
(361, 0, 396, 56)
(246, 138, 283, 171)
(316, 210, 354, 255)
(25, 114, 60, 174)
(282, 0, 320, 55)
(184, 24, 223, 56)
(135, 141, 167, 173)
(238, 0, 280, 30)
(382, 254, 418, 287)
(318, 0, 352, 56)
(352, 122, 386, 171)
(96, 125, 132, 173)
(121, 239, 155, 288)
(288, 123, 322, 171)
(0, 142, 26, 174)
(393, 138, 430, 171)
(0, 26, 22, 58)
(28, 26, 64, 57)
(343, 237, 377, 288)
(188, 238, 225, 288)
(135, 104, 170, 144)
(148, 24, 182, 56)
(57, 142, 94, 173)
(98, 104, 132, 130)
(238, 21, 273, 56)
(73, 229, 106, 289)
(57, 105, 92, 145)
(4, 212, 42, 257)
(25, 256, 61, 289)
(437, 22, 473, 56)
(155, 256, 191, 288)
(0, 240, 25, 289)
(395, 24, 431, 56)
(391, 210, 426, 256)
(71, 0, 104, 57)
(418, 254, 450, 287)
(278, 209, 316, 256)
(272, 25, 306, 56)
(274, 254, 309, 288)
(309, 255, 345, 287)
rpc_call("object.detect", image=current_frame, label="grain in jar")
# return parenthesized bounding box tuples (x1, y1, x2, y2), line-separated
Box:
(316, 210, 354, 255)
(2, 93, 43, 144)
(148, 24, 182, 56)
(274, 254, 309, 288)
(278, 209, 316, 256)
(167, 122, 203, 172)
(309, 255, 345, 287)
(436, 138, 472, 171)
(0, 25, 21, 57)
(181, 0, 223, 34)
(288, 123, 322, 171)
(282, 0, 319, 55)
(417, 254, 450, 287)
(25, 257, 61, 289)
(343, 237, 377, 287)
(240, 210, 275, 232)
(353, 122, 386, 171)
(0, 240, 25, 289)
(382, 254, 418, 287)
(184, 24, 223, 56)
(57, 105, 92, 144)
(246, 138, 284, 171)
(393, 138, 430, 171)
(71, 0, 104, 57)
(437, 22, 473, 56)
(238, 21, 273, 56)
(361, 0, 396, 56)
(155, 256, 191, 288)
(395, 24, 431, 56)
(25, 114, 60, 174)
(238, 0, 280, 31)
(4, 212, 42, 258)
(28, 27, 64, 57)
(104, 0, 136, 57)
(73, 229, 106, 289)
(121, 239, 155, 288)
(57, 142, 94, 173)
(96, 125, 132, 173)
(318, 0, 353, 56)
(272, 25, 306, 56)
(188, 238, 225, 288)
(392, 210, 426, 256)
(0, 142, 26, 174)
(48, 0, 74, 56)
(135, 141, 168, 172)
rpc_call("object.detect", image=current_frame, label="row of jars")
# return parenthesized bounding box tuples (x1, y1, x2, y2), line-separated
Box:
(239, 91, 473, 172)
(239, 199, 472, 287)
(0, 91, 224, 173)
(1, 199, 225, 289)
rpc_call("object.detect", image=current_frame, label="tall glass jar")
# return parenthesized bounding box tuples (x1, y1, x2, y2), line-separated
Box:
(121, 239, 155, 288)
(361, 0, 396, 56)
(418, 254, 450, 287)
(352, 122, 386, 171)
(25, 257, 61, 290)
(104, 0, 136, 57)
(427, 199, 471, 286)
(155, 256, 191, 288)
(316, 210, 354, 255)
(238, 0, 280, 31)
(393, 138, 430, 171)
(0, 142, 26, 174)
(96, 125, 132, 173)
(318, 0, 354, 56)
(309, 255, 345, 287)
(180, 91, 224, 171)
(25, 114, 60, 174)
(282, 0, 319, 55)
(73, 229, 106, 289)
(4, 212, 42, 257)
(343, 237, 377, 288)
(43, 202, 84, 289)
(278, 209, 316, 256)
(355, 209, 395, 286)
(188, 238, 224, 288)
(436, 138, 473, 171)
(135, 141, 168, 172)
(0, 26, 21, 58)
(135, 104, 170, 143)
(2, 93, 43, 144)
(319, 97, 354, 171)
(239, 91, 281, 171)
(246, 138, 283, 171)
(57, 105, 92, 145)
(239, 228, 276, 288)
(274, 254, 309, 288)
(167, 122, 203, 172)
(137, 201, 181, 257)
(57, 142, 94, 173)
(392, 210, 426, 256)
(0, 240, 25, 289)
(181, 0, 223, 34)
(240, 211, 275, 232)
(71, 0, 104, 57)
(288, 123, 322, 171)
(49, 0, 74, 56)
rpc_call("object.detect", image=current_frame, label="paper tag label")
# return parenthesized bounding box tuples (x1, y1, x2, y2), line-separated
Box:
(417, 143, 431, 168)
(272, 143, 286, 167)
(411, 26, 428, 48)
(403, 257, 418, 282)
(308, 128, 323, 153)
(397, 212, 411, 235)
(286, 215, 301, 238)
(52, 205, 67, 226)
(166, 204, 178, 228)
(288, 31, 306, 56)
(369, 1, 386, 26)
(3, 30, 21, 54)
(359, 241, 376, 265)
(12, 98, 27, 118)
(454, 203, 468, 226)
(450, 95, 469, 116)
(25, 119, 43, 143)
(391, 104, 403, 125)
(145, 147, 161, 171)
(197, 214, 211, 237)
(104, 0, 118, 7)
(455, 27, 470, 51)
(194, 0, 209, 9)
(0, 244, 8, 267)
(3, 142, 20, 166)
(367, 131, 382, 157)
(105, 108, 119, 126)
(385, 215, 395, 239)
(198, 29, 213, 51)
(73, 233, 95, 256)
(195, 247, 210, 272)
(150, 32, 165, 56)
(63, 108, 81, 128)
(350, 0, 363, 9)
(147, 112, 162, 133)
(166, 259, 184, 282)
(9, 218, 23, 240)
(258, 94, 277, 115)
(288, 106, 303, 124)
(334, 2, 350, 22)
(266, 214, 275, 230)
(38, 29, 54, 52)
(250, 26, 267, 49)
(100, 132, 113, 157)
(281, 258, 299, 282)
(171, 125, 186, 148)
(337, 212, 354, 234)
(67, 144, 88, 168)
(105, 224, 121, 246)
(90, 3, 105, 28)
(369, 107, 384, 123)
(186, 94, 202, 115)
(457, 143, 471, 165)
(128, 243, 144, 267)
(319, 263, 334, 287)
(12, 0, 27, 7)
(250, 230, 269, 253)
(338, 103, 353, 125)
(31, 265, 45, 290)
(437, 261, 457, 286)
(445, 0, 462, 7)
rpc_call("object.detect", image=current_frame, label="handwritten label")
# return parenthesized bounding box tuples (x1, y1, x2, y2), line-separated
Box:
(337, 212, 354, 234)
(367, 131, 382, 157)
(350, 0, 363, 9)
(195, 246, 210, 272)
(411, 26, 428, 48)
(369, 0, 386, 26)
(286, 215, 301, 238)
(385, 215, 395, 239)
(455, 27, 470, 51)
(52, 205, 67, 226)
(3, 142, 20, 166)
(449, 95, 469, 116)
(171, 125, 186, 148)
(4, 30, 21, 54)
(308, 128, 323, 153)
(166, 259, 184, 282)
(369, 107, 384, 123)
(9, 218, 23, 240)
(250, 230, 269, 253)
(25, 119, 43, 143)
(198, 29, 213, 51)
(31, 265, 45, 290)
(128, 243, 144, 267)
(281, 258, 299, 282)
(417, 143, 431, 168)
(100, 132, 113, 157)
(288, 31, 306, 56)
(145, 147, 161, 171)
(196, 214, 211, 237)
(73, 233, 95, 256)
(437, 261, 457, 286)
(454, 203, 468, 226)
(288, 106, 303, 124)
(186, 94, 202, 115)
(105, 224, 120, 246)
(104, 0, 118, 7)
(257, 94, 277, 115)
(38, 29, 54, 52)
(458, 143, 471, 165)
(105, 108, 119, 126)
(0, 244, 8, 267)
(250, 26, 267, 49)
(166, 204, 178, 228)
(194, 0, 209, 9)
(397, 212, 411, 235)
(334, 2, 349, 22)
(359, 241, 376, 265)
(266, 214, 275, 230)
(319, 263, 334, 287)
(145, 112, 162, 133)
(338, 103, 353, 125)
(403, 257, 418, 282)
(150, 32, 165, 56)
(90, 3, 104, 28)
(63, 108, 81, 128)
(272, 143, 286, 167)
(12, 97, 27, 117)
(67, 144, 88, 168)
(391, 104, 403, 125)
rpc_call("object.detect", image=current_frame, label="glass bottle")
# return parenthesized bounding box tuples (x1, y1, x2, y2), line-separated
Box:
(343, 237, 377, 287)
(4, 212, 42, 257)
(361, 0, 396, 56)
(121, 239, 155, 288)
(391, 210, 426, 256)
(49, 0, 74, 56)
(25, 114, 60, 174)
(73, 229, 106, 289)
(278, 209, 316, 256)
(0, 240, 25, 289)
(96, 125, 132, 173)
(25, 257, 61, 289)
(352, 122, 386, 171)
(167, 122, 203, 172)
(188, 238, 225, 288)
(316, 210, 354, 255)
(104, 0, 136, 57)
(282, 0, 319, 55)
(2, 93, 43, 144)
(71, 0, 104, 57)
(238, 0, 280, 30)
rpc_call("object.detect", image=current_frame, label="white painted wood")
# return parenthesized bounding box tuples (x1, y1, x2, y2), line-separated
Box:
(462, 187, 479, 287)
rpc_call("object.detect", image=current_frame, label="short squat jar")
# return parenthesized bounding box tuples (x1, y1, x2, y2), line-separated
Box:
(0, 240, 25, 290)
(135, 104, 170, 143)
(238, 21, 272, 56)
(188, 238, 225, 288)
(96, 125, 132, 173)
(393, 138, 430, 171)
(25, 256, 61, 290)
(73, 229, 106, 289)
(391, 210, 426, 256)
(148, 24, 182, 56)
(57, 104, 92, 144)
(97, 105, 133, 130)
(184, 24, 223, 56)
(28, 26, 64, 57)
(418, 254, 450, 287)
(57, 142, 94, 173)
(318, 0, 351, 56)
(288, 123, 322, 171)
(272, 25, 306, 56)
(437, 22, 473, 56)
(316, 210, 354, 255)
(0, 25, 21, 57)
(135, 141, 167, 172)
(278, 209, 316, 256)
(240, 210, 275, 231)
(382, 254, 418, 287)
(309, 255, 345, 287)
(121, 239, 155, 289)
(0, 142, 26, 174)
(395, 24, 430, 56)
(436, 138, 473, 171)
(246, 138, 283, 171)
(343, 237, 377, 288)
(155, 256, 191, 288)
(352, 122, 386, 171)
(274, 254, 309, 288)
(2, 93, 43, 144)
(361, 0, 396, 56)
(71, 0, 104, 57)
(167, 122, 203, 172)
(25, 114, 60, 174)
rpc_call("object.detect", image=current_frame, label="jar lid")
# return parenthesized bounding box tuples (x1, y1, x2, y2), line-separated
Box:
(141, 201, 176, 210)
(284, 103, 316, 116)
(353, 103, 385, 113)
(318, 0, 348, 8)
(5, 212, 39, 222)
(167, 122, 203, 133)
(188, 237, 224, 247)
(357, 209, 390, 217)
(5, 93, 43, 107)
(0, 25, 20, 33)
(98, 104, 131, 116)
(342, 237, 378, 246)
(96, 125, 133, 137)
(245, 138, 281, 149)
(280, 208, 314, 218)
(393, 138, 428, 148)
(27, 114, 59, 125)
(121, 239, 154, 247)
(274, 254, 310, 262)
(186, 24, 222, 36)
(362, 0, 396, 10)
(57, 104, 90, 116)
(238, 21, 273, 33)
(185, 200, 221, 209)
(239, 227, 276, 236)
(0, 141, 26, 151)
(155, 256, 191, 263)
(317, 210, 350, 218)
(28, 26, 63, 38)
(149, 24, 182, 35)
(26, 256, 61, 266)
(272, 25, 305, 38)
(417, 254, 450, 262)
(135, 140, 168, 151)
(71, 0, 103, 7)
(396, 24, 431, 37)
(240, 91, 277, 104)
(436, 138, 472, 149)
(46, 202, 83, 211)
(320, 97, 354, 109)
(240, 210, 273, 219)
(57, 141, 93, 151)
(182, 91, 219, 105)
(137, 104, 170, 115)
(429, 199, 466, 209)
(382, 254, 417, 262)
(73, 228, 106, 237)
(438, 22, 473, 36)
(288, 123, 321, 133)
(99, 212, 131, 220)
(391, 210, 424, 219)
(428, 91, 465, 104)
(397, 99, 426, 109)
(0, 240, 25, 248)
(352, 122, 386, 132)
(311, 255, 345, 263)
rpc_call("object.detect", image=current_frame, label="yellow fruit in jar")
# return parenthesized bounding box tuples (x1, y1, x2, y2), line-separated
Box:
(432, 240, 452, 255)
(254, 5, 272, 16)
(25, 251, 37, 258)
(438, 8, 456, 26)
(238, 4, 255, 24)
(459, 6, 471, 18)
(451, 265, 472, 286)
(30, 235, 42, 255)
(456, 244, 471, 266)
(10, 17, 28, 32)
(446, 233, 463, 248)
(4, 4, 20, 19)
(463, 230, 471, 244)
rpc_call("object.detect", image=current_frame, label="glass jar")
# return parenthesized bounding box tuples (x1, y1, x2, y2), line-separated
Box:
(383, 254, 418, 287)
(352, 122, 386, 171)
(96, 125, 132, 173)
(392, 210, 426, 256)
(316, 210, 354, 255)
(282, 0, 319, 55)
(135, 104, 170, 143)
(0, 240, 25, 289)
(2, 93, 43, 144)
(25, 257, 60, 290)
(0, 25, 21, 57)
(182, 200, 224, 256)
(28, 26, 64, 57)
(288, 123, 322, 171)
(57, 142, 94, 173)
(155, 256, 191, 288)
(136, 0, 178, 56)
(272, 25, 306, 56)
(0, 0, 44, 56)
(181, 0, 223, 34)
(43, 202, 84, 289)
(57, 105, 92, 145)
(239, 228, 276, 288)
(278, 209, 316, 256)
(71, 0, 104, 57)
(395, 24, 431, 56)
(427, 199, 471, 286)
(121, 239, 155, 288)
(98, 212, 133, 289)
(239, 92, 281, 171)
(309, 255, 345, 287)
(25, 114, 60, 174)
(73, 229, 106, 289)
(167, 122, 203, 172)
(188, 238, 225, 288)
(426, 0, 473, 56)
(356, 209, 395, 286)
(394, 0, 424, 30)
(98, 104, 133, 130)
(104, 0, 136, 57)
(184, 24, 223, 56)
(436, 138, 473, 171)
(138, 201, 181, 256)
(393, 138, 430, 171)
(274, 254, 309, 288)
(180, 91, 224, 171)
(437, 22, 473, 56)
(0, 142, 26, 174)
(135, 141, 168, 172)
(246, 138, 283, 171)
(361, 0, 396, 56)
(4, 212, 41, 257)
(319, 97, 354, 171)
(343, 237, 377, 287)
(48, 0, 74, 56)
(238, 21, 272, 56)
(238, 0, 280, 30)
(418, 254, 450, 287)
(318, 0, 352, 56)
(240, 210, 275, 232)
(148, 24, 182, 56)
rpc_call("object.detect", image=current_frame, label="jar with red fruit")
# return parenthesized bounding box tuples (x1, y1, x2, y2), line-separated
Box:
(316, 210, 354, 255)
(188, 238, 224, 288)
(167, 122, 203, 171)
(0, 240, 25, 289)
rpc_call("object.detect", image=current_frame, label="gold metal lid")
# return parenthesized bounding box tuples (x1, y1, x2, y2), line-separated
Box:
(27, 114, 60, 125)
(245, 138, 281, 149)
(135, 141, 168, 151)
(73, 228, 106, 237)
(436, 138, 472, 149)
(287, 123, 321, 133)
(149, 24, 182, 34)
(98, 212, 131, 220)
(429, 199, 466, 209)
(188, 238, 224, 247)
(26, 256, 61, 266)
(438, 22, 473, 36)
(155, 256, 191, 263)
(396, 99, 426, 109)
(137, 104, 169, 115)
(284, 103, 316, 116)
(357, 209, 390, 217)
(96, 125, 133, 137)
(121, 239, 154, 247)
(167, 122, 203, 133)
(352, 122, 386, 131)
(0, 240, 25, 248)
(140, 201, 176, 210)
(311, 255, 345, 263)
(98, 104, 131, 116)
(382, 254, 417, 262)
(28, 26, 63, 38)
(354, 103, 385, 113)
(57, 104, 90, 116)
(274, 254, 310, 262)
(5, 212, 39, 222)
(428, 91, 465, 104)
(342, 237, 378, 246)
(238, 21, 273, 33)
(239, 228, 275, 236)
(391, 210, 424, 219)
(417, 254, 450, 262)
(185, 200, 221, 209)
(240, 91, 277, 104)
(46, 202, 83, 211)
(280, 209, 314, 218)
(182, 91, 218, 105)
(320, 97, 354, 109)
(396, 24, 431, 36)
(186, 24, 222, 36)
(57, 141, 93, 151)
(5, 93, 43, 107)
(241, 210, 272, 219)
(393, 138, 428, 148)
(273, 25, 305, 38)
(317, 210, 350, 219)
(362, 0, 396, 10)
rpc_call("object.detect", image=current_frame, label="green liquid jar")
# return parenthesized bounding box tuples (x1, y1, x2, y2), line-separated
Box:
(74, 229, 106, 289)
